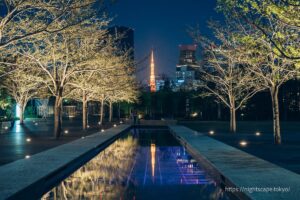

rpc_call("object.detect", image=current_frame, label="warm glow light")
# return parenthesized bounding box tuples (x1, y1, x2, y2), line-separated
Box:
(150, 50, 156, 92)
(26, 138, 31, 142)
(255, 132, 261, 136)
(240, 140, 248, 147)
(25, 155, 30, 159)
(16, 104, 21, 118)
(64, 130, 69, 134)
(151, 143, 156, 180)
(209, 130, 214, 135)
(191, 112, 198, 117)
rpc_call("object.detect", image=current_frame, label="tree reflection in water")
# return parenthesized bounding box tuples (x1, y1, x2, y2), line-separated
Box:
(42, 135, 138, 200)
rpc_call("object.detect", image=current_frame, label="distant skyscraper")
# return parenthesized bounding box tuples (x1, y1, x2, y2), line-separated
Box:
(176, 44, 200, 88)
(150, 50, 156, 92)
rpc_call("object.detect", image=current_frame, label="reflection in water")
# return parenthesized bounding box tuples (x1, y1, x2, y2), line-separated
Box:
(150, 143, 155, 180)
(42, 130, 232, 200)
(42, 135, 138, 200)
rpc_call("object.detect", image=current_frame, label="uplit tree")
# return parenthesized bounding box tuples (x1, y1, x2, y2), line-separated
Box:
(0, 0, 101, 50)
(193, 24, 264, 132)
(217, 0, 300, 60)
(17, 18, 109, 138)
(1, 61, 45, 124)
(239, 31, 297, 144)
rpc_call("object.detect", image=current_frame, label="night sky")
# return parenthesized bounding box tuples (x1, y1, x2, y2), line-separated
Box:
(109, 0, 222, 82)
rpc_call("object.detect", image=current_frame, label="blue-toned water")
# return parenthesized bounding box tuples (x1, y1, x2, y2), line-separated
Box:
(42, 129, 232, 200)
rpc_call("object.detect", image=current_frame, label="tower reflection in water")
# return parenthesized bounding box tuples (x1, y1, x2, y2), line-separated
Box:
(151, 143, 156, 181)
(42, 130, 230, 200)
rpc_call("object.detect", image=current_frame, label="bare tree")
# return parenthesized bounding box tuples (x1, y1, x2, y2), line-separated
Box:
(17, 18, 109, 138)
(1, 61, 45, 124)
(241, 31, 297, 144)
(193, 24, 264, 132)
(0, 0, 101, 50)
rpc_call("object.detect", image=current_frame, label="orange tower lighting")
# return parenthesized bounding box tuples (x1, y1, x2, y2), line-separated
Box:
(150, 49, 156, 92)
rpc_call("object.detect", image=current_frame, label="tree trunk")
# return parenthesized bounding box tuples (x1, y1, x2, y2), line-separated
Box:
(19, 102, 25, 124)
(230, 107, 236, 133)
(54, 96, 62, 139)
(82, 92, 88, 130)
(109, 101, 113, 122)
(99, 99, 104, 125)
(271, 86, 281, 144)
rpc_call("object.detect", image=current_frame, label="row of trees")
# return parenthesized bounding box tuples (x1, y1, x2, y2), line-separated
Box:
(194, 0, 300, 144)
(0, 0, 138, 138)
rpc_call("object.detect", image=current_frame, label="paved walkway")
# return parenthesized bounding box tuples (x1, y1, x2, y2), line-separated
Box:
(181, 121, 300, 174)
(169, 125, 300, 200)
(0, 124, 131, 200)
(0, 118, 115, 166)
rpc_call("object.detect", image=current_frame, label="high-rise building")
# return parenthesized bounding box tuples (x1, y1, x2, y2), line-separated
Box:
(150, 50, 156, 92)
(176, 44, 200, 89)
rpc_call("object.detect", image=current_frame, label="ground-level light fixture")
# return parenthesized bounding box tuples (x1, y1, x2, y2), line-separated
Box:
(120, 121, 123, 124)
(209, 130, 214, 135)
(81, 136, 85, 139)
(64, 130, 69, 134)
(255, 132, 261, 136)
(113, 124, 117, 127)
(98, 122, 101, 125)
(26, 138, 31, 142)
(240, 140, 248, 147)
(25, 155, 30, 159)
(34, 122, 38, 126)
(101, 129, 105, 133)
(191, 112, 198, 117)
(87, 125, 90, 128)
(4, 126, 8, 130)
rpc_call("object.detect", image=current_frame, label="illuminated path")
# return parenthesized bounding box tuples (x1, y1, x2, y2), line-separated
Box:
(169, 125, 300, 200)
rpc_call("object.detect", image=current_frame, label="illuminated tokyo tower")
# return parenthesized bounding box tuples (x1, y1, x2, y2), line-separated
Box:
(150, 49, 156, 92)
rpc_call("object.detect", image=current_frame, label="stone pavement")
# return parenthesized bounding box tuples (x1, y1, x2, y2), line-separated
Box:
(0, 117, 116, 166)
(169, 125, 300, 200)
(0, 124, 131, 200)
(181, 121, 300, 174)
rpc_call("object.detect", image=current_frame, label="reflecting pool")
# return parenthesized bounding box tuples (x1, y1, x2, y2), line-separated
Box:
(42, 129, 231, 200)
